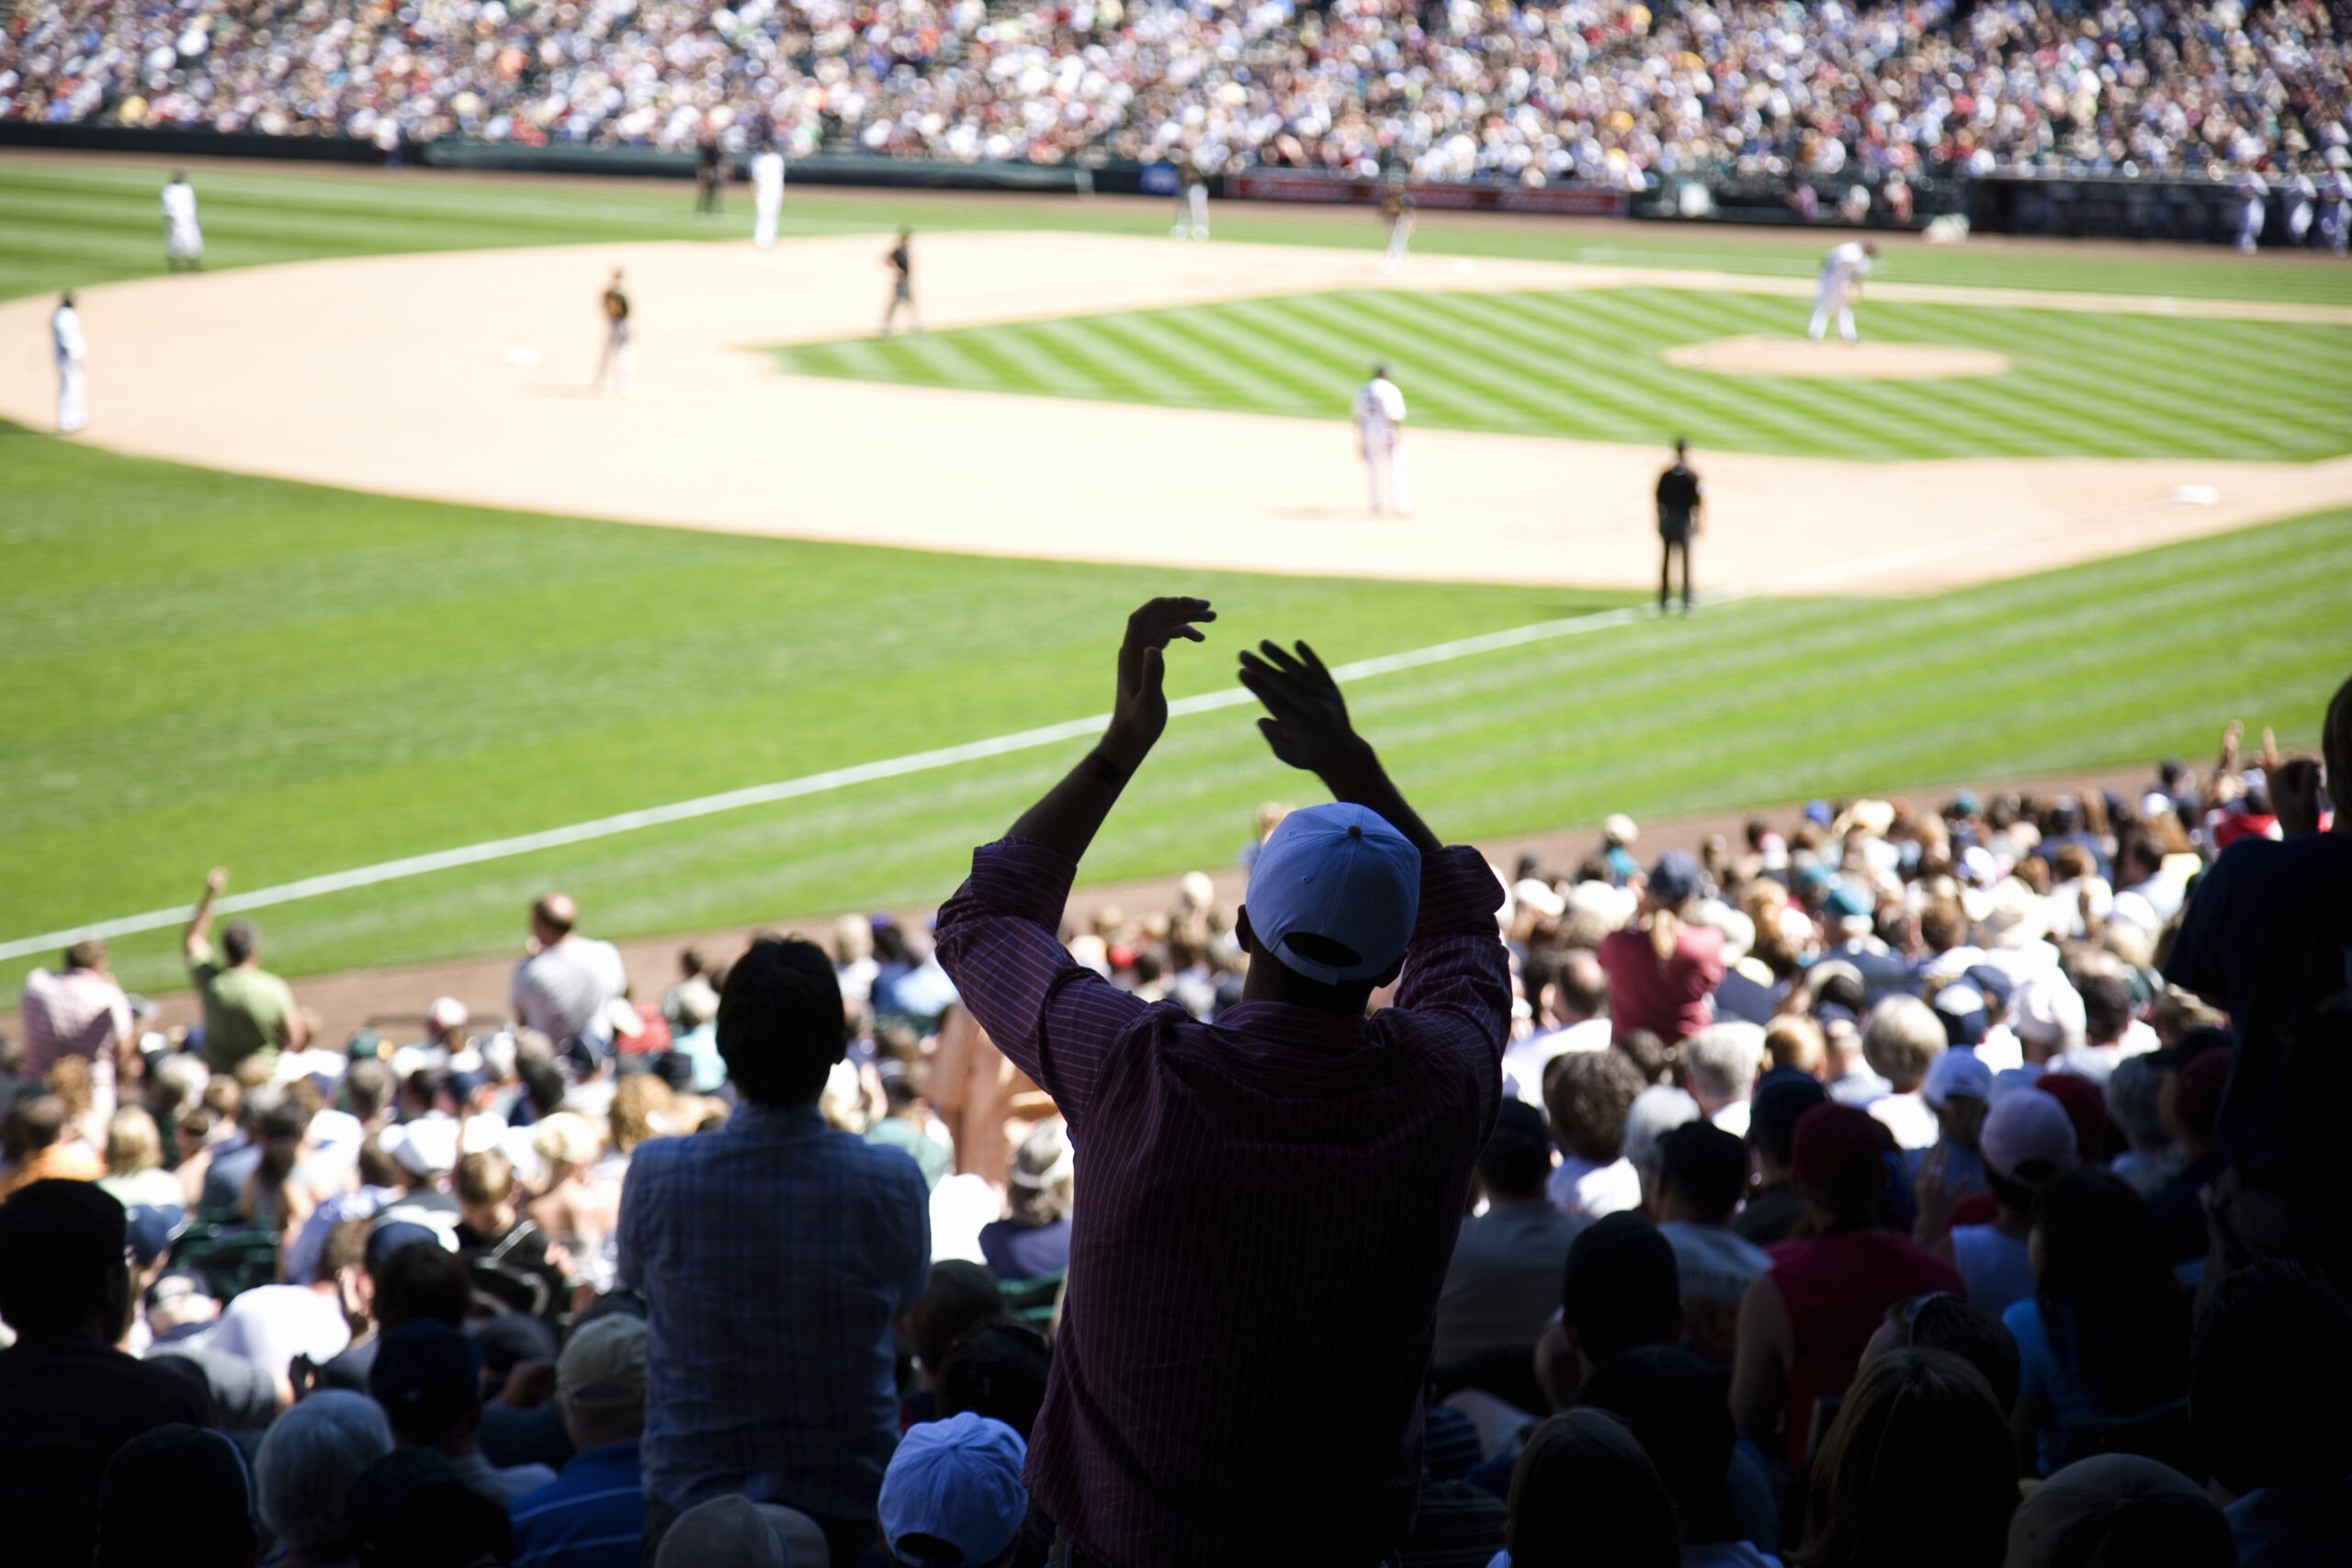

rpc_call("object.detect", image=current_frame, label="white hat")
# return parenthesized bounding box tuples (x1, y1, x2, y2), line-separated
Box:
(1922, 1049, 1995, 1108)
(427, 997, 469, 1032)
(1243, 803, 1420, 986)
(380, 1114, 460, 1179)
(2011, 974, 2086, 1051)
(1602, 813, 1640, 847)
(1514, 878, 1567, 919)
(1979, 1086, 2078, 1180)
(1978, 879, 2048, 949)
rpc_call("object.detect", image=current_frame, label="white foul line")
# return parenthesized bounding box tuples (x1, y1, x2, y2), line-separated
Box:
(0, 603, 1653, 964)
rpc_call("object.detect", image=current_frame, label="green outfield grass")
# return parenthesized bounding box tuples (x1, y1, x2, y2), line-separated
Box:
(775, 287, 2352, 461)
(6, 154, 2349, 308)
(5, 422, 2346, 1000)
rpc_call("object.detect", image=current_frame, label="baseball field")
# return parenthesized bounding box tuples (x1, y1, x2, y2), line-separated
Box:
(3, 154, 2348, 1004)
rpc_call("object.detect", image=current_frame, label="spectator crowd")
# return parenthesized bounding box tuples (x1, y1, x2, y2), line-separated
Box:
(2, 595, 2347, 1568)
(3, 0, 2348, 195)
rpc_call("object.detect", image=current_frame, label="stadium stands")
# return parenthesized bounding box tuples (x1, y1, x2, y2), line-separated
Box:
(4, 0, 2347, 194)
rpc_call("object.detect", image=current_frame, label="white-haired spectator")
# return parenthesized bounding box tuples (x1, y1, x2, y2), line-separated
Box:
(1680, 1022, 1765, 1140)
(1862, 995, 1948, 1151)
(255, 1390, 394, 1567)
(1623, 1083, 1702, 1210)
(979, 1118, 1074, 1283)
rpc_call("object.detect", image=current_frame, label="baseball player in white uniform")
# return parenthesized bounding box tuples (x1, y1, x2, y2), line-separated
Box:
(1171, 159, 1209, 241)
(751, 145, 786, 249)
(595, 268, 633, 395)
(1808, 240, 1877, 343)
(1353, 363, 1410, 515)
(52, 290, 88, 433)
(2233, 170, 2268, 254)
(2324, 170, 2352, 258)
(162, 171, 204, 271)
(2285, 170, 2318, 247)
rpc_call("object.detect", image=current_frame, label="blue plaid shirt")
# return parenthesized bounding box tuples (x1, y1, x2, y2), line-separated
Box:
(617, 1101, 930, 1520)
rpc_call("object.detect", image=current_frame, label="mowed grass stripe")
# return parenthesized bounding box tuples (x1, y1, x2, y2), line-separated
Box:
(777, 286, 2351, 461)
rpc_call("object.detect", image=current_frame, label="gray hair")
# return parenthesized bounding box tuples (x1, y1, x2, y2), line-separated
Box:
(1681, 1022, 1765, 1107)
(2106, 1053, 2166, 1145)
(1624, 1085, 1701, 1206)
(1860, 994, 1947, 1090)
(255, 1391, 392, 1551)
(153, 1053, 209, 1116)
(1008, 1117, 1075, 1224)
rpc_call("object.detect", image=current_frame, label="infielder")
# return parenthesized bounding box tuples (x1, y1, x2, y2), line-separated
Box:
(1655, 437, 1702, 615)
(1353, 363, 1410, 515)
(751, 143, 786, 249)
(1807, 239, 1877, 343)
(1380, 182, 1416, 272)
(1171, 159, 1209, 241)
(880, 228, 919, 336)
(2286, 168, 2318, 247)
(594, 268, 632, 395)
(162, 170, 203, 271)
(52, 290, 88, 434)
(2324, 170, 2352, 258)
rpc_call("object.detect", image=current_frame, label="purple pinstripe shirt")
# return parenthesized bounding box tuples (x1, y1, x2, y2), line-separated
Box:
(934, 836, 1510, 1568)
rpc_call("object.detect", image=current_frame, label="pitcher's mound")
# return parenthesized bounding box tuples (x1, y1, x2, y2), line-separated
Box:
(1664, 336, 2011, 380)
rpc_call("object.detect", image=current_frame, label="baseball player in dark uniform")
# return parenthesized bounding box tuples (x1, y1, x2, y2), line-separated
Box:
(595, 268, 632, 395)
(1655, 437, 1702, 615)
(880, 228, 919, 336)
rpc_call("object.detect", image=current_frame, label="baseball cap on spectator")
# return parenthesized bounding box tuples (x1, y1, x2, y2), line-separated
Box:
(363, 1219, 447, 1269)
(2010, 975, 2086, 1053)
(368, 1319, 482, 1438)
(1825, 883, 1872, 923)
(1514, 878, 1567, 919)
(654, 1494, 830, 1568)
(1922, 1050, 1994, 1109)
(1961, 965, 2016, 1010)
(1979, 1089, 2077, 1182)
(1948, 790, 1981, 818)
(2034, 1074, 2109, 1160)
(477, 1312, 559, 1399)
(427, 997, 469, 1033)
(877, 1413, 1030, 1568)
(2005, 1453, 2233, 1568)
(379, 1116, 458, 1180)
(1931, 983, 1988, 1047)
(1978, 882, 2048, 948)
(1645, 851, 1701, 907)
(560, 1313, 649, 1415)
(95, 1424, 257, 1568)
(123, 1203, 187, 1269)
(1791, 1103, 1891, 1199)
(1241, 803, 1420, 985)
(1804, 800, 1834, 827)
(1602, 813, 1640, 847)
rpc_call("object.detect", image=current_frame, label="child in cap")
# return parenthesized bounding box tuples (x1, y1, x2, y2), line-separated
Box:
(1909, 1048, 1996, 1237)
(877, 1411, 1029, 1567)
(1939, 1088, 2076, 1316)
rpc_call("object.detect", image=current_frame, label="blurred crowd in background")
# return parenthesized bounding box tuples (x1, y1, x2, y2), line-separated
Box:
(5, 0, 2347, 194)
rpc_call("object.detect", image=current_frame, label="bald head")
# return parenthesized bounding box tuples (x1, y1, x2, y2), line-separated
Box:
(532, 895, 579, 943)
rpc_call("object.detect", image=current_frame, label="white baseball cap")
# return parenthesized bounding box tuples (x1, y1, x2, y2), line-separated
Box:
(1243, 803, 1420, 985)
(1922, 1048, 1995, 1108)
(2011, 974, 2086, 1051)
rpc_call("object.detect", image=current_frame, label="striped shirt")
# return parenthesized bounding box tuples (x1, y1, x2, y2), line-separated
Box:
(934, 836, 1510, 1568)
(509, 1441, 645, 1568)
(617, 1102, 930, 1520)
(17, 966, 131, 1081)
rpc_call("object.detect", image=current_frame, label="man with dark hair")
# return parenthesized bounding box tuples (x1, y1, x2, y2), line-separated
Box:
(0, 1180, 215, 1567)
(1655, 1121, 1772, 1362)
(2, 1092, 101, 1194)
(369, 1319, 555, 1502)
(1558, 1212, 1682, 1378)
(619, 935, 929, 1565)
(1543, 1048, 1646, 1218)
(1736, 1073, 1827, 1247)
(2192, 1258, 2352, 1564)
(2056, 972, 2139, 1086)
(182, 866, 305, 1072)
(1435, 1100, 1584, 1411)
(933, 600, 1510, 1568)
(2164, 671, 2352, 1297)
(1654, 437, 1702, 615)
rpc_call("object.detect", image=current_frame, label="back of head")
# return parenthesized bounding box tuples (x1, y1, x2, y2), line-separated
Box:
(65, 938, 107, 972)
(1506, 1408, 1679, 1568)
(1658, 1120, 1749, 1223)
(2, 1092, 66, 1162)
(1798, 1348, 2017, 1568)
(1749, 1073, 1829, 1168)
(939, 1322, 1053, 1441)
(257, 1391, 394, 1555)
(1476, 1100, 1555, 1201)
(368, 1318, 483, 1446)
(718, 938, 845, 1105)
(1790, 1103, 1892, 1227)
(1861, 994, 1945, 1090)
(1681, 1021, 1764, 1107)
(453, 1147, 513, 1210)
(655, 1494, 825, 1568)
(346, 1448, 511, 1568)
(1900, 1292, 2022, 1413)
(344, 1056, 392, 1121)
(1008, 1116, 1076, 1224)
(1562, 1213, 1680, 1364)
(531, 893, 577, 939)
(221, 919, 259, 966)
(1557, 948, 1608, 1018)
(2076, 974, 2134, 1047)
(902, 1260, 1008, 1376)
(2104, 1054, 2165, 1145)
(105, 1107, 164, 1176)
(0, 1179, 127, 1339)
(1545, 1047, 1645, 1164)
(1577, 1345, 1739, 1544)
(1242, 802, 1420, 994)
(2006, 1454, 2233, 1568)
(2033, 1168, 2186, 1414)
(368, 1233, 470, 1331)
(96, 1424, 257, 1568)
(2193, 1258, 2352, 1495)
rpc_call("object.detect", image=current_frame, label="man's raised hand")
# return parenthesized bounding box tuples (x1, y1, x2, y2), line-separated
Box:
(1104, 597, 1216, 770)
(1237, 638, 1364, 782)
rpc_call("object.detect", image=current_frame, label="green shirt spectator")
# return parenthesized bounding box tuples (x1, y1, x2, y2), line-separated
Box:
(865, 1111, 953, 1191)
(181, 866, 307, 1072)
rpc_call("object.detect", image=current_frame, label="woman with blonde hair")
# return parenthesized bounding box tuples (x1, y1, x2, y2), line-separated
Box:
(97, 1107, 186, 1209)
(1597, 850, 1726, 1046)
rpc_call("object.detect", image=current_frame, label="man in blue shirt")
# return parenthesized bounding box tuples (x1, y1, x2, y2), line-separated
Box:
(618, 939, 931, 1566)
(510, 1314, 650, 1568)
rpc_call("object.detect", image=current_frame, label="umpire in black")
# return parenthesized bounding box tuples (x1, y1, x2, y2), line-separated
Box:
(1655, 437, 1702, 614)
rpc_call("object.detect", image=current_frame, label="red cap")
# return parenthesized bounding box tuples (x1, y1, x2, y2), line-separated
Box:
(1791, 1103, 1893, 1194)
(2034, 1072, 2109, 1158)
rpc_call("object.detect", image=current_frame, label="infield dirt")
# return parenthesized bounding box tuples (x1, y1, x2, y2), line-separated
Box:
(5, 229, 2349, 595)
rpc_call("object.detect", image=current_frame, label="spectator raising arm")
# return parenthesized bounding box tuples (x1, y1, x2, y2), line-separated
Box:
(182, 866, 228, 962)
